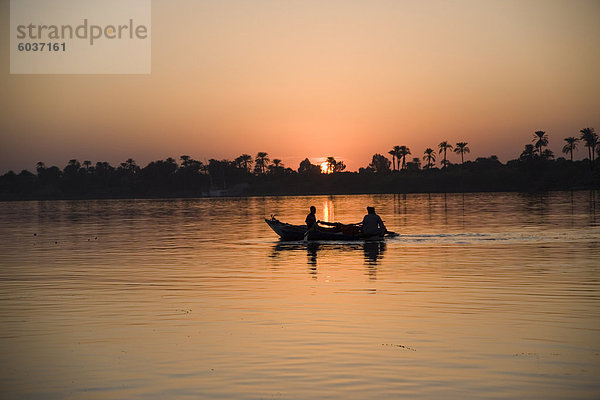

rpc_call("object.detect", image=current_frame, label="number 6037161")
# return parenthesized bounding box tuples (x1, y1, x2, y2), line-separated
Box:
(18, 42, 66, 51)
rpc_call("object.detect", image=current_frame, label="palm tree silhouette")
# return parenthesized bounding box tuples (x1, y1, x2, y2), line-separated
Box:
(64, 159, 81, 179)
(236, 154, 253, 172)
(562, 137, 579, 161)
(541, 149, 554, 160)
(180, 155, 191, 166)
(369, 154, 391, 173)
(36, 161, 46, 175)
(269, 159, 284, 175)
(326, 157, 337, 174)
(579, 128, 598, 162)
(398, 146, 411, 170)
(453, 142, 470, 164)
(519, 144, 536, 161)
(254, 152, 270, 174)
(334, 160, 346, 173)
(438, 141, 453, 168)
(533, 131, 548, 156)
(126, 158, 139, 173)
(423, 148, 436, 169)
(388, 146, 400, 171)
(68, 159, 81, 169)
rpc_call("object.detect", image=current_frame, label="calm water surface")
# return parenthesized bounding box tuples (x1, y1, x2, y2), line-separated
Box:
(1, 192, 599, 399)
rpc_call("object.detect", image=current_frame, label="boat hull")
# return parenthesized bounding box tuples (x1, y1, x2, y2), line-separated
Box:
(304, 229, 385, 241)
(264, 218, 306, 241)
(265, 218, 389, 241)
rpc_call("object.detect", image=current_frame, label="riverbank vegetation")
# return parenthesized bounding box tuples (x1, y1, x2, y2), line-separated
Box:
(1, 128, 598, 200)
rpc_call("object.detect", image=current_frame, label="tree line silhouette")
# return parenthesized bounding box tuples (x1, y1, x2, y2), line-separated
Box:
(1, 128, 598, 200)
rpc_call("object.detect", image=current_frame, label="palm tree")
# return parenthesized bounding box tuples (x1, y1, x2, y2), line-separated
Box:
(36, 161, 46, 175)
(398, 146, 411, 170)
(532, 131, 548, 156)
(453, 142, 470, 164)
(519, 144, 536, 161)
(235, 154, 253, 172)
(541, 149, 554, 160)
(562, 137, 579, 161)
(580, 127, 598, 162)
(180, 155, 191, 166)
(68, 159, 81, 169)
(125, 158, 139, 173)
(299, 158, 321, 174)
(438, 141, 453, 168)
(322, 157, 346, 173)
(254, 152, 270, 174)
(82, 160, 92, 170)
(325, 157, 337, 174)
(95, 161, 114, 176)
(268, 159, 284, 175)
(64, 159, 81, 178)
(388, 146, 400, 171)
(368, 154, 391, 173)
(388, 150, 395, 171)
(333, 160, 346, 173)
(423, 148, 436, 169)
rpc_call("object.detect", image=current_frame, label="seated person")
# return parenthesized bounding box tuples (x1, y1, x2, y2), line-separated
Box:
(361, 206, 386, 235)
(305, 206, 317, 228)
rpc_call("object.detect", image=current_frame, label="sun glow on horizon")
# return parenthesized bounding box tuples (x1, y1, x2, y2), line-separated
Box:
(1, 1, 599, 174)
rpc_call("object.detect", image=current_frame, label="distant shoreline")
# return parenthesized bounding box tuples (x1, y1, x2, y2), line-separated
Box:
(1, 157, 598, 202)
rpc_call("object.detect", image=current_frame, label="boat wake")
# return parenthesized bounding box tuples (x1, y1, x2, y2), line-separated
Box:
(395, 231, 597, 245)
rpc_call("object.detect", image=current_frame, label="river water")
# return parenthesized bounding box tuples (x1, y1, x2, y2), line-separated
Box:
(0, 192, 599, 399)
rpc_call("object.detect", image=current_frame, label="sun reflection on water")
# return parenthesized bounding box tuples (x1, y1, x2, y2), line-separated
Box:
(323, 199, 334, 222)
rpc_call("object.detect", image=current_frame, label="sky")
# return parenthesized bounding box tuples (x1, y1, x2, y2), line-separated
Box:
(1, 0, 599, 173)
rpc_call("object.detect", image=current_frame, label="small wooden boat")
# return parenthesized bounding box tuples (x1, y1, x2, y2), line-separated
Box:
(264, 217, 306, 241)
(265, 217, 397, 241)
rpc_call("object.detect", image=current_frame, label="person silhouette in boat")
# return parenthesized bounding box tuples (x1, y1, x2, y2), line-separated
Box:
(361, 206, 386, 236)
(305, 206, 317, 229)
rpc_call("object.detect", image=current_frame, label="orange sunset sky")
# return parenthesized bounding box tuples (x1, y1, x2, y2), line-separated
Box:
(1, 0, 599, 173)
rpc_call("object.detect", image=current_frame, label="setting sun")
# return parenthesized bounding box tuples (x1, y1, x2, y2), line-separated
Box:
(320, 161, 331, 174)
